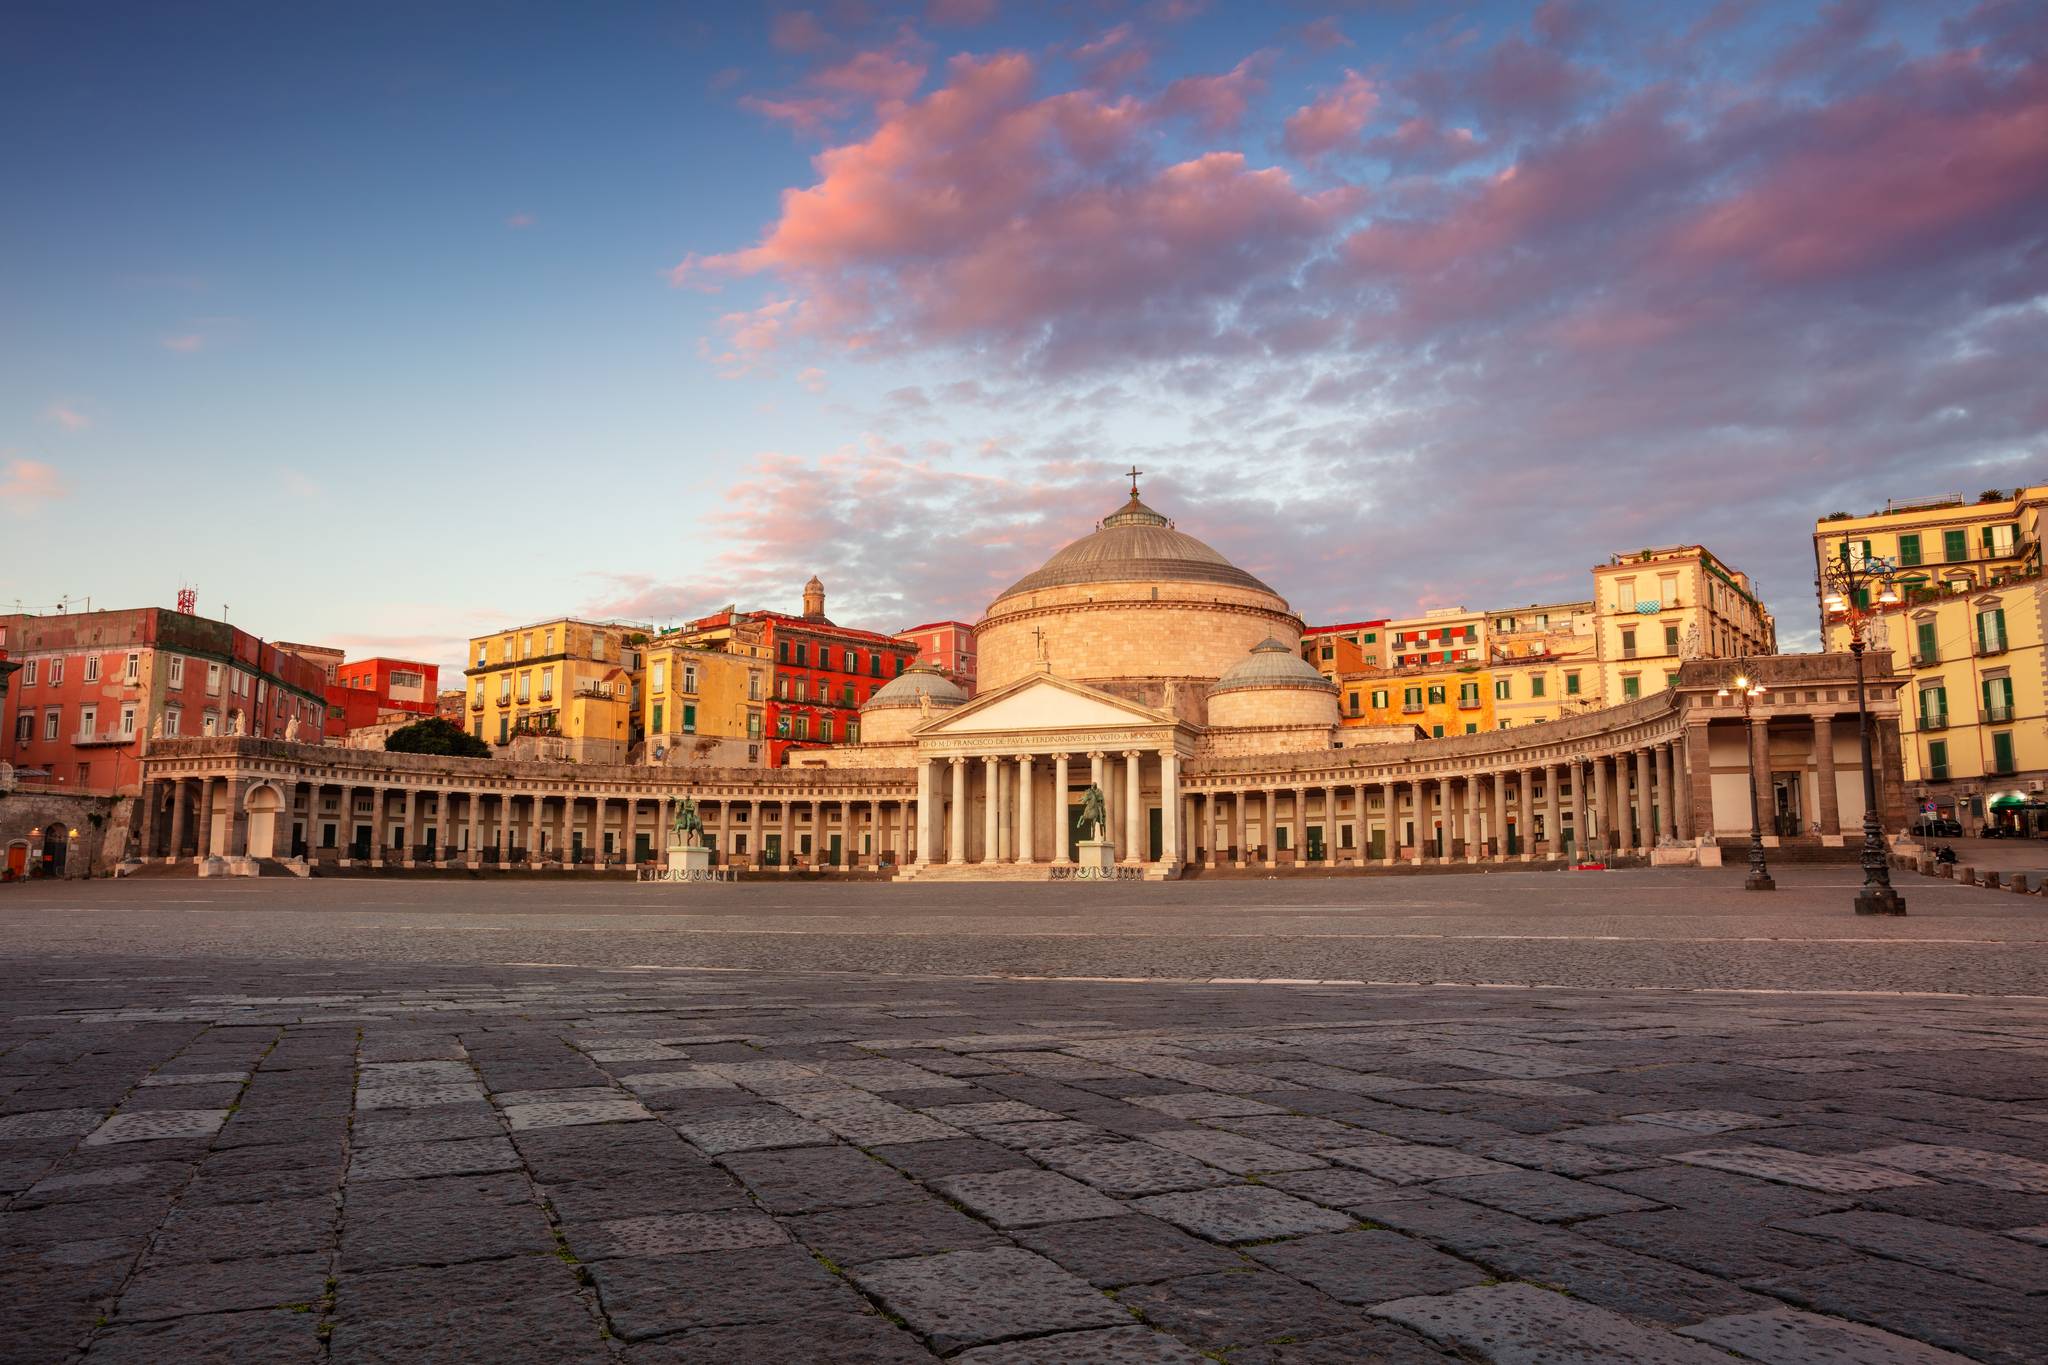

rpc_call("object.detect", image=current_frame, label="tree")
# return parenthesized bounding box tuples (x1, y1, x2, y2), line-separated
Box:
(385, 717, 491, 759)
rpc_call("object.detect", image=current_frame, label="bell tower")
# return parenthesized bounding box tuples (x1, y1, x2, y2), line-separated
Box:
(802, 574, 826, 621)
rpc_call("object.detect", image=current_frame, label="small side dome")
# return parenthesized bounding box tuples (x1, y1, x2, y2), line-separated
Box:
(1208, 638, 1339, 695)
(863, 662, 968, 711)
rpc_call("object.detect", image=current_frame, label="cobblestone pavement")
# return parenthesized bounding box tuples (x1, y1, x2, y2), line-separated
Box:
(4, 862, 2047, 994)
(3, 914, 2047, 1362)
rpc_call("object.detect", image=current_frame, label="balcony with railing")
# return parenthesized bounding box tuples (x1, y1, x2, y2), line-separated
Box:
(1918, 711, 1948, 731)
(1984, 704, 2014, 723)
(72, 729, 136, 747)
(1927, 763, 1950, 781)
(1992, 754, 2018, 776)
(1457, 698, 1481, 710)
(1976, 636, 2008, 657)
(1401, 703, 1424, 714)
(1910, 651, 1938, 668)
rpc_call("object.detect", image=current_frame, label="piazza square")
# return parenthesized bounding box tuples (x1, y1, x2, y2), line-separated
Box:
(7, 2, 2048, 1362)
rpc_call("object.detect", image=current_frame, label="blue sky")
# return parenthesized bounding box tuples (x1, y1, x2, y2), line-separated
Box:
(4, 1, 2042, 676)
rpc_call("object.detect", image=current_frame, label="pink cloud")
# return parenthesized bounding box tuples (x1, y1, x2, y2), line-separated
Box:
(44, 403, 90, 431)
(1282, 70, 1378, 160)
(161, 333, 206, 353)
(740, 41, 927, 135)
(1665, 54, 2048, 284)
(1299, 17, 1352, 52)
(1365, 116, 1486, 171)
(1, 458, 67, 512)
(1156, 53, 1272, 134)
(687, 52, 1358, 369)
(505, 211, 535, 228)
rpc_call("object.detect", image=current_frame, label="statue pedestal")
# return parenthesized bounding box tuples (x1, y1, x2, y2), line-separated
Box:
(660, 842, 724, 883)
(1074, 840, 1116, 880)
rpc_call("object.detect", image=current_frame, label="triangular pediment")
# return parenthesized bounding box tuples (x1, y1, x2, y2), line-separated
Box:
(918, 673, 1171, 735)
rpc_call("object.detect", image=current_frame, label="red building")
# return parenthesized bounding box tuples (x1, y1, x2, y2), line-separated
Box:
(758, 577, 915, 765)
(0, 607, 329, 794)
(326, 657, 439, 737)
(895, 619, 977, 694)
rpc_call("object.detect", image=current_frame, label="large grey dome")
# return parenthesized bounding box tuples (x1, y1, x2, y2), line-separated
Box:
(863, 663, 968, 711)
(993, 495, 1279, 602)
(1208, 638, 1338, 695)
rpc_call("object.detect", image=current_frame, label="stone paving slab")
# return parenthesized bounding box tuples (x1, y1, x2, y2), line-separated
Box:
(3, 926, 2048, 1363)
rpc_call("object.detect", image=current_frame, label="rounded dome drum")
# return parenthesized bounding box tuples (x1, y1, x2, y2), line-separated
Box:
(993, 496, 1279, 602)
(1209, 638, 1339, 695)
(863, 664, 966, 711)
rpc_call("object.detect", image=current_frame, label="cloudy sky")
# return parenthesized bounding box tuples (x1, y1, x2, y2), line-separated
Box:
(4, 0, 2043, 674)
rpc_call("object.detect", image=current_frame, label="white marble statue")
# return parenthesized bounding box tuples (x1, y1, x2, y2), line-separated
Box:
(285, 714, 301, 742)
(227, 710, 244, 737)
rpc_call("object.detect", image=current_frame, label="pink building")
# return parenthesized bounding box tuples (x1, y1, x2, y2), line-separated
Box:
(895, 619, 977, 694)
(0, 608, 329, 794)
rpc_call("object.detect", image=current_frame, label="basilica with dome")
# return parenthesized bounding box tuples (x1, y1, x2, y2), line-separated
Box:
(132, 480, 1907, 881)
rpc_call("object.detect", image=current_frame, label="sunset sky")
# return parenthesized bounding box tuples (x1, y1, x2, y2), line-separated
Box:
(4, 0, 2043, 674)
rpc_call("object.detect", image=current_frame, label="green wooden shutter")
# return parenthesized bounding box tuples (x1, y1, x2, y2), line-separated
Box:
(1915, 622, 1936, 662)
(1993, 731, 2015, 774)
(1928, 739, 1946, 775)
(1944, 529, 1967, 561)
(1898, 533, 1921, 566)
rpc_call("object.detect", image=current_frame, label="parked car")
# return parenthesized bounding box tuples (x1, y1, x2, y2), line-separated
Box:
(1911, 818, 1962, 838)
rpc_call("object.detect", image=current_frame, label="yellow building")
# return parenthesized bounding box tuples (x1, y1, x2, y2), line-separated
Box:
(1336, 667, 1493, 738)
(1486, 599, 1600, 727)
(1591, 546, 1775, 704)
(465, 617, 647, 763)
(640, 631, 771, 768)
(1814, 485, 2047, 832)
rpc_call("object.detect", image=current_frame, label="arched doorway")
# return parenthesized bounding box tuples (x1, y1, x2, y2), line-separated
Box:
(4, 840, 27, 880)
(245, 785, 282, 859)
(39, 823, 68, 877)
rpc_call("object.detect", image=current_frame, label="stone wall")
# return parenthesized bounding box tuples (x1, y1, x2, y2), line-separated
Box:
(0, 790, 130, 878)
(1207, 687, 1340, 733)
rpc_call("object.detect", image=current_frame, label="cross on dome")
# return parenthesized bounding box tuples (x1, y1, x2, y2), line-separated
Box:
(1126, 466, 1143, 498)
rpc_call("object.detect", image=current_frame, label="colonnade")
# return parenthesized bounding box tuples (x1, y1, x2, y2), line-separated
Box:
(137, 776, 916, 870)
(1186, 738, 1693, 866)
(914, 747, 1182, 867)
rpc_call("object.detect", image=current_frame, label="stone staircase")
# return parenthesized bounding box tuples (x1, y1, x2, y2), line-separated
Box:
(897, 862, 1178, 882)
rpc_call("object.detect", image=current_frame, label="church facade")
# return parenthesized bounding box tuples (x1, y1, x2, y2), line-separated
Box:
(132, 485, 1907, 877)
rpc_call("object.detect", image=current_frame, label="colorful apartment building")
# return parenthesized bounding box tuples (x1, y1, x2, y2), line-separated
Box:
(895, 620, 977, 693)
(0, 607, 328, 793)
(1303, 621, 1386, 676)
(639, 627, 770, 768)
(757, 577, 915, 765)
(1814, 485, 2047, 831)
(1309, 549, 1765, 740)
(1591, 546, 1776, 703)
(464, 617, 648, 763)
(326, 656, 439, 736)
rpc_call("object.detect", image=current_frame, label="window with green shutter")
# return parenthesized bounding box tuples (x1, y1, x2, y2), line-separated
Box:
(1841, 539, 1872, 566)
(1898, 533, 1921, 566)
(1493, 679, 1510, 701)
(1372, 688, 1388, 708)
(1621, 675, 1640, 700)
(1927, 739, 1948, 778)
(1403, 687, 1421, 708)
(1992, 731, 2015, 774)
(1663, 624, 1679, 653)
(1427, 684, 1445, 704)
(682, 704, 697, 733)
(1564, 672, 1580, 695)
(1920, 685, 1946, 726)
(1531, 675, 1547, 698)
(1978, 607, 2007, 653)
(1943, 529, 1967, 562)
(1363, 631, 1377, 643)
(651, 702, 664, 731)
(1465, 723, 1477, 734)
(1982, 676, 2014, 723)
(1431, 725, 1443, 738)
(1914, 621, 1937, 663)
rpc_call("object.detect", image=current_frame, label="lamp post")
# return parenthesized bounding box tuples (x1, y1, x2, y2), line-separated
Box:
(1821, 554, 1907, 916)
(1718, 664, 1773, 891)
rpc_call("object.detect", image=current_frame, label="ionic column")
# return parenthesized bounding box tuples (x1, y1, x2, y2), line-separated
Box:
(1054, 754, 1072, 864)
(1593, 757, 1612, 855)
(1634, 748, 1654, 852)
(1813, 716, 1840, 836)
(1016, 756, 1035, 864)
(1291, 786, 1307, 862)
(1466, 773, 1482, 859)
(166, 778, 191, 859)
(948, 759, 968, 864)
(1233, 789, 1248, 866)
(1749, 718, 1773, 836)
(399, 789, 416, 862)
(1379, 781, 1396, 864)
(1544, 763, 1560, 861)
(1200, 791, 1214, 866)
(1123, 751, 1144, 863)
(464, 791, 480, 862)
(915, 761, 934, 864)
(1159, 750, 1180, 867)
(1570, 761, 1587, 859)
(980, 757, 999, 864)
(1656, 743, 1676, 843)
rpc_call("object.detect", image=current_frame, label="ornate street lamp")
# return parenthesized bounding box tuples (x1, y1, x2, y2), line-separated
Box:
(1717, 665, 1773, 891)
(1821, 553, 1907, 915)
